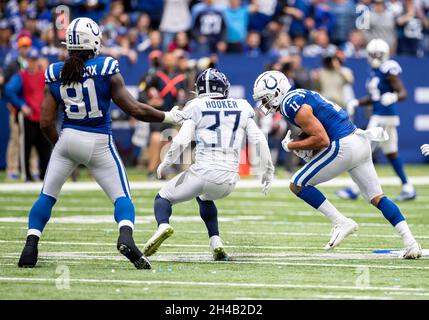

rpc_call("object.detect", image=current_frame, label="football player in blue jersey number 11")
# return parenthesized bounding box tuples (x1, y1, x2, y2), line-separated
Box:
(17, 18, 187, 269)
(338, 38, 416, 202)
(253, 70, 421, 259)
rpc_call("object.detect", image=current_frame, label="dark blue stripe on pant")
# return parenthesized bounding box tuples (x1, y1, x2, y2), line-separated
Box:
(301, 140, 340, 186)
(293, 142, 333, 186)
(108, 135, 129, 198)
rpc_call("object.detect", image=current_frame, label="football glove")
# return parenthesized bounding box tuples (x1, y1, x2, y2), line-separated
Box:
(346, 99, 359, 117)
(163, 105, 187, 125)
(421, 144, 429, 156)
(261, 171, 274, 195)
(156, 161, 168, 179)
(281, 130, 293, 152)
(380, 92, 398, 106)
(294, 149, 313, 162)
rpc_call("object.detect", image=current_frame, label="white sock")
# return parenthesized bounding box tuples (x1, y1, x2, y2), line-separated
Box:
(350, 183, 360, 194)
(27, 229, 42, 238)
(318, 200, 348, 225)
(402, 183, 414, 193)
(118, 219, 134, 230)
(395, 220, 416, 247)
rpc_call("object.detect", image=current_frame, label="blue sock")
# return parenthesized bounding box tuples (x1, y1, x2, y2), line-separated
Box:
(196, 197, 219, 237)
(28, 193, 56, 233)
(377, 196, 405, 227)
(154, 193, 172, 225)
(388, 156, 408, 185)
(114, 196, 135, 224)
(296, 185, 326, 209)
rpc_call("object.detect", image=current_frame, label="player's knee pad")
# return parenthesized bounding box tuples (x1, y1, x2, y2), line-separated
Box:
(196, 197, 217, 221)
(28, 193, 56, 232)
(114, 196, 135, 224)
(377, 196, 405, 226)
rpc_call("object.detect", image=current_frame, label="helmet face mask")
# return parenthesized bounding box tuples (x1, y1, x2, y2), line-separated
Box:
(253, 71, 291, 115)
(63, 18, 102, 56)
(366, 39, 389, 69)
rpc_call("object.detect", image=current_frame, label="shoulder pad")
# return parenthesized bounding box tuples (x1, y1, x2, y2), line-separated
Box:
(380, 60, 402, 76)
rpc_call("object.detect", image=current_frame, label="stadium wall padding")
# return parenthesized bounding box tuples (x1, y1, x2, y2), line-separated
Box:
(1, 55, 428, 168)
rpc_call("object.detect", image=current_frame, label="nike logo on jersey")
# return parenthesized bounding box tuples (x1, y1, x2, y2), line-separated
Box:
(83, 65, 98, 77)
(205, 100, 238, 109)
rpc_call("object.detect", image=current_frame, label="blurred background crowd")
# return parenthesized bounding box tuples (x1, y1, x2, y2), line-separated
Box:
(0, 0, 427, 181)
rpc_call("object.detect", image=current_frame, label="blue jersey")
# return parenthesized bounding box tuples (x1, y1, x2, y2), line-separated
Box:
(367, 59, 402, 116)
(45, 56, 120, 134)
(280, 89, 356, 141)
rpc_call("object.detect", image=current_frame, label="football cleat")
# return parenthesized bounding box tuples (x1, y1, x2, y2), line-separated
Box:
(18, 235, 39, 268)
(325, 219, 359, 250)
(210, 236, 230, 261)
(394, 190, 416, 202)
(143, 223, 174, 257)
(18, 244, 38, 268)
(336, 187, 359, 200)
(402, 242, 422, 259)
(117, 232, 151, 270)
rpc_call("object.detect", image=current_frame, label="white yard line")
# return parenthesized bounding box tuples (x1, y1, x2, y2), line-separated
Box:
(0, 276, 427, 293)
(1, 176, 429, 192)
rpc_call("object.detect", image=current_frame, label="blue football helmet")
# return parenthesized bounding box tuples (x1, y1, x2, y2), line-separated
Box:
(195, 68, 230, 98)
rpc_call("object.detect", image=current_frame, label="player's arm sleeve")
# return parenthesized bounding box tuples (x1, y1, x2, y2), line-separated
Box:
(246, 117, 274, 174)
(162, 119, 195, 166)
(4, 73, 25, 109)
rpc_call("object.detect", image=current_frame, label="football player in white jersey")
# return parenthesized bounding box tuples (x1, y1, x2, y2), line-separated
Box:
(143, 69, 274, 260)
(17, 18, 186, 269)
(338, 38, 416, 201)
(253, 70, 421, 259)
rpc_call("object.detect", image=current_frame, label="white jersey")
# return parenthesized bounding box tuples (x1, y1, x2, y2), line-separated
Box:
(162, 97, 273, 184)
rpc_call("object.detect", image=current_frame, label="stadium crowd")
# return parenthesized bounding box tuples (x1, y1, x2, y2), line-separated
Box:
(0, 0, 426, 180)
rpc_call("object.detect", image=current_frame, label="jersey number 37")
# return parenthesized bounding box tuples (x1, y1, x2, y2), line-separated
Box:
(60, 78, 103, 120)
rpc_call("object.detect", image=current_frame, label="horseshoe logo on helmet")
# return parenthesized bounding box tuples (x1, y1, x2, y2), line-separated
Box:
(88, 23, 100, 36)
(263, 75, 278, 90)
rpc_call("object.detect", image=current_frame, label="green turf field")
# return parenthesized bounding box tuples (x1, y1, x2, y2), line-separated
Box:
(0, 166, 428, 300)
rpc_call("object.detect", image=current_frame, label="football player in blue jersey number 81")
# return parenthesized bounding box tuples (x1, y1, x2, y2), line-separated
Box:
(17, 18, 187, 269)
(339, 38, 416, 202)
(253, 70, 421, 259)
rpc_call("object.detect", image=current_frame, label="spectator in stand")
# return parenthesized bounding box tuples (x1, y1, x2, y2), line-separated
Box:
(4, 48, 51, 181)
(134, 13, 151, 52)
(307, 0, 335, 34)
(386, 0, 404, 17)
(159, 0, 192, 51)
(3, 34, 31, 181)
(342, 29, 367, 58)
(23, 13, 45, 50)
(244, 30, 262, 57)
(223, 0, 249, 53)
(74, 0, 111, 23)
(40, 24, 63, 61)
(282, 0, 312, 40)
(0, 21, 13, 68)
(268, 31, 291, 59)
(132, 0, 163, 29)
(138, 52, 186, 178)
(364, 0, 396, 51)
(328, 0, 356, 45)
(313, 51, 354, 107)
(140, 29, 163, 53)
(168, 31, 191, 52)
(303, 28, 337, 57)
(396, 0, 425, 56)
(192, 0, 227, 54)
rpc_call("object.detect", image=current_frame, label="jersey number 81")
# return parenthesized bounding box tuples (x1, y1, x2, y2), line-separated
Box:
(60, 78, 103, 120)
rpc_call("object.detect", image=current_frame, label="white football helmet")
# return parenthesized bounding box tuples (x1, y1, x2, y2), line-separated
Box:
(63, 17, 102, 56)
(366, 38, 389, 69)
(253, 71, 292, 115)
